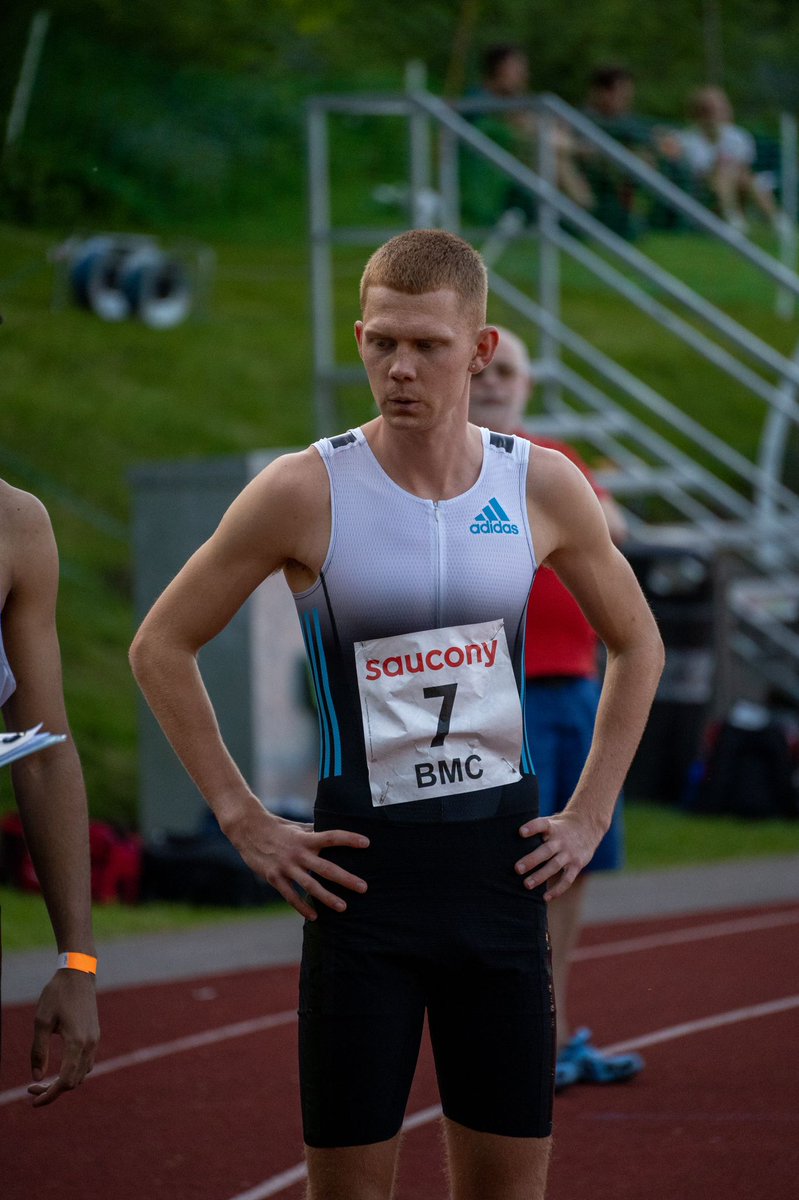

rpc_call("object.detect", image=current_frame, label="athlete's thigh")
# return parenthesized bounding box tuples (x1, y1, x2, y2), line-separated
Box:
(299, 907, 426, 1149)
(444, 1118, 552, 1200)
(426, 889, 555, 1140)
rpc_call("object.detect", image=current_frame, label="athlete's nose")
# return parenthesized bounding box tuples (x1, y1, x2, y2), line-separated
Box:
(388, 353, 416, 381)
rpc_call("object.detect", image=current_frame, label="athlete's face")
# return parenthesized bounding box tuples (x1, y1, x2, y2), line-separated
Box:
(355, 287, 496, 432)
(468, 331, 532, 435)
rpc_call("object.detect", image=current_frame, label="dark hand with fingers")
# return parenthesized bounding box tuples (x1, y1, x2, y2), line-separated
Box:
(28, 970, 99, 1106)
(515, 810, 605, 901)
(224, 804, 369, 920)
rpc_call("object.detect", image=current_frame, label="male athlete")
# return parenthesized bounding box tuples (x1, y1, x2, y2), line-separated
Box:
(130, 229, 663, 1199)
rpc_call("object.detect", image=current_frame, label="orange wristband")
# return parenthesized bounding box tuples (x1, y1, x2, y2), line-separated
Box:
(57, 952, 97, 975)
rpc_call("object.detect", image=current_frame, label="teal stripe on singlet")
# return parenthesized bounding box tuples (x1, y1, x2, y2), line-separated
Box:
(301, 609, 342, 780)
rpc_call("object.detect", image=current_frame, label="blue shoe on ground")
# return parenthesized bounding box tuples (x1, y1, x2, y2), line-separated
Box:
(554, 1057, 580, 1091)
(557, 1028, 644, 1084)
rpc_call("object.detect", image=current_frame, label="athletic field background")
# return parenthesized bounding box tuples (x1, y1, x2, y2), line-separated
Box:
(2, 13, 799, 941)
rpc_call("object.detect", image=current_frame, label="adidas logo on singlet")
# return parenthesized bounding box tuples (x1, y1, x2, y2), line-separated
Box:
(469, 497, 519, 535)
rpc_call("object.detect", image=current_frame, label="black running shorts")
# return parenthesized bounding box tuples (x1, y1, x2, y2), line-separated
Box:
(299, 811, 556, 1148)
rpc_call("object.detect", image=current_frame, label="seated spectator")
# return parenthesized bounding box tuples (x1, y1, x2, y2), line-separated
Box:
(678, 86, 785, 233)
(584, 65, 642, 144)
(580, 65, 686, 236)
(462, 43, 594, 225)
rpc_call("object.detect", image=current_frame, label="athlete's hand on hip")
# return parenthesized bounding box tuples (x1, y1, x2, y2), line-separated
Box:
(515, 810, 604, 901)
(225, 804, 369, 920)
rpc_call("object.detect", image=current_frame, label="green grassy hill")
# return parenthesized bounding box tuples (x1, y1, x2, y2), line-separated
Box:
(1, 224, 319, 822)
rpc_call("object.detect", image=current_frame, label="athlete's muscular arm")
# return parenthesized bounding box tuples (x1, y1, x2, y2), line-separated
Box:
(516, 447, 664, 899)
(129, 450, 369, 920)
(1, 487, 99, 1106)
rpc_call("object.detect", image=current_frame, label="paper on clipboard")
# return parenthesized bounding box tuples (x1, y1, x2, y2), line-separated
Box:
(0, 723, 67, 769)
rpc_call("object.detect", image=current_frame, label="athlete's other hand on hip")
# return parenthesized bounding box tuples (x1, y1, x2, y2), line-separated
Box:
(224, 803, 370, 920)
(514, 809, 605, 901)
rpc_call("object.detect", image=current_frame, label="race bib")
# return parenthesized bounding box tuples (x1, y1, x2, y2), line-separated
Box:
(354, 619, 523, 807)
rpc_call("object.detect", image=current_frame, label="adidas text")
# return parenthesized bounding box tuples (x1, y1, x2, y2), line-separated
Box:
(469, 519, 519, 535)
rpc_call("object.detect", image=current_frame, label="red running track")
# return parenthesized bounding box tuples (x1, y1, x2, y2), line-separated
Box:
(2, 902, 798, 1200)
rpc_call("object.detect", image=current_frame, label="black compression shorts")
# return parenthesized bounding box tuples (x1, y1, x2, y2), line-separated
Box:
(299, 811, 556, 1148)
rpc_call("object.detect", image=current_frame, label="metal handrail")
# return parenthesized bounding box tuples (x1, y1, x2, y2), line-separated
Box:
(488, 271, 799, 519)
(307, 82, 799, 698)
(535, 92, 799, 294)
(410, 89, 799, 391)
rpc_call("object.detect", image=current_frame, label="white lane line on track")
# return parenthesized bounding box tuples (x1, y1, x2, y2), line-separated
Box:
(3, 909, 796, 1108)
(601, 994, 799, 1055)
(231, 1166, 309, 1200)
(0, 1008, 296, 1107)
(225, 993, 799, 1200)
(573, 908, 799, 961)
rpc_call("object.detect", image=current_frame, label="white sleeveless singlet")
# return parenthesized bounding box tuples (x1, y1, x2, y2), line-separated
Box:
(0, 611, 16, 708)
(293, 426, 539, 823)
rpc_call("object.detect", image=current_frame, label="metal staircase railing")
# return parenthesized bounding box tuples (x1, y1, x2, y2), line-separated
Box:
(307, 84, 799, 702)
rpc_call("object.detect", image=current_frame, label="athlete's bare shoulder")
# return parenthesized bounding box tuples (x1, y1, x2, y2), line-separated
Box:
(234, 445, 328, 529)
(0, 482, 56, 592)
(526, 441, 596, 507)
(215, 444, 331, 587)
(0, 480, 57, 609)
(0, 480, 52, 540)
(526, 443, 610, 565)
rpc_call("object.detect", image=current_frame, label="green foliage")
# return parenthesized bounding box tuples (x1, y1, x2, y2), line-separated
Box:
(1, 20, 307, 230)
(0, 222, 315, 824)
(3, 2, 799, 232)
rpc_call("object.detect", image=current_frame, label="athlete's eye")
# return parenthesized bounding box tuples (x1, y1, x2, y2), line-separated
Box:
(417, 341, 434, 351)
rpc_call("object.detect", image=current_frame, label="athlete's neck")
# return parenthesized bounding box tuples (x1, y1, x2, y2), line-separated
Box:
(362, 418, 484, 501)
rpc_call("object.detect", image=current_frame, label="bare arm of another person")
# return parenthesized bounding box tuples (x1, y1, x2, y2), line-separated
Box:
(128, 450, 369, 921)
(516, 447, 664, 898)
(1, 489, 99, 1106)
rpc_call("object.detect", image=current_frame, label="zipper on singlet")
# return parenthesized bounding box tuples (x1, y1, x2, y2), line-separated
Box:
(433, 500, 442, 626)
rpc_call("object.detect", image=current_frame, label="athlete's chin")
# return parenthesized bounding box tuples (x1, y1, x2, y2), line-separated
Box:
(380, 402, 431, 428)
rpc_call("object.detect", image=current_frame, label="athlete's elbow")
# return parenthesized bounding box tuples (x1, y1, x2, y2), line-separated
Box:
(638, 619, 666, 686)
(609, 615, 664, 680)
(129, 625, 151, 685)
(129, 619, 170, 688)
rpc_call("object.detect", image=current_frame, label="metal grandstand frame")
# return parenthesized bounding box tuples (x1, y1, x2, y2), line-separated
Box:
(307, 80, 799, 700)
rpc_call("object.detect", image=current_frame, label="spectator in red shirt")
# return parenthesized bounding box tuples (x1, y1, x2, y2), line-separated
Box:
(469, 327, 644, 1090)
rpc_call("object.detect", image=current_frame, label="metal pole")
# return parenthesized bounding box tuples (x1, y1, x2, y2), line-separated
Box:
(755, 337, 799, 567)
(776, 112, 797, 320)
(4, 10, 50, 151)
(406, 61, 434, 227)
(307, 102, 337, 437)
(438, 127, 461, 233)
(536, 109, 561, 410)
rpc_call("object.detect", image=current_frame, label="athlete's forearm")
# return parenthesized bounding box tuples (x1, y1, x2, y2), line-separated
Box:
(129, 631, 260, 831)
(566, 632, 664, 828)
(12, 744, 96, 954)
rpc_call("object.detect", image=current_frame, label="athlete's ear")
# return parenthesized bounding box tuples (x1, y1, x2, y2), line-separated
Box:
(354, 320, 365, 357)
(471, 325, 500, 373)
